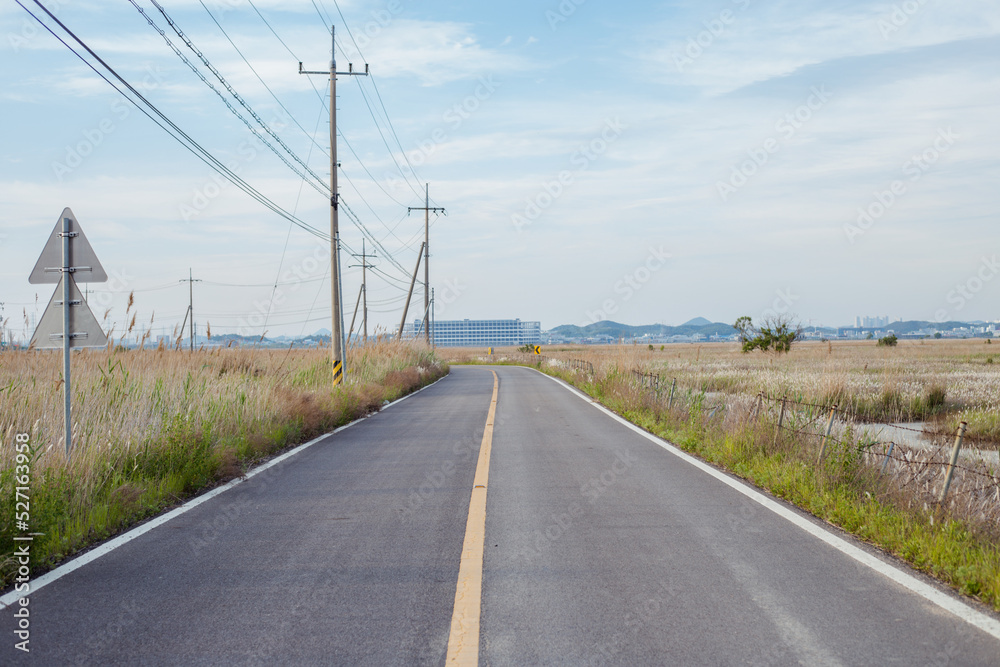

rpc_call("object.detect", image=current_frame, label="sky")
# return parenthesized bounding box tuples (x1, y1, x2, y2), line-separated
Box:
(1, 0, 998, 342)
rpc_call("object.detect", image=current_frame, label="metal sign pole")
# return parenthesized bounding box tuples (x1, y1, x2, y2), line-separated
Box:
(61, 216, 72, 459)
(29, 208, 110, 459)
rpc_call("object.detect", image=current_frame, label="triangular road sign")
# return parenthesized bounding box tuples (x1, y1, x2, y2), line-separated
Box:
(29, 274, 109, 350)
(28, 207, 108, 284)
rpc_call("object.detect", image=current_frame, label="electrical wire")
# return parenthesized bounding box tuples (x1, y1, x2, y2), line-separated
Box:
(17, 0, 330, 243)
(328, 0, 434, 202)
(197, 0, 330, 161)
(243, 0, 420, 275)
(23, 1, 427, 335)
(305, 4, 425, 200)
(135, 0, 329, 195)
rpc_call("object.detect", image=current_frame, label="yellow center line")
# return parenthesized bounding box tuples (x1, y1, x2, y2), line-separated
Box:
(446, 369, 499, 666)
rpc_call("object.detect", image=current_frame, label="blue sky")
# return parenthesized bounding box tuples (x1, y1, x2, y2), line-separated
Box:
(1, 0, 998, 341)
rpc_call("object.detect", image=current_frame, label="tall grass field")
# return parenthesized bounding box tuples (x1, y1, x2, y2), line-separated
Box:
(1, 341, 446, 589)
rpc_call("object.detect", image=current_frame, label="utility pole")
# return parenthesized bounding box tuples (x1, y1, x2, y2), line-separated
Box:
(396, 242, 424, 341)
(408, 184, 444, 345)
(300, 26, 368, 386)
(350, 238, 376, 342)
(179, 268, 202, 352)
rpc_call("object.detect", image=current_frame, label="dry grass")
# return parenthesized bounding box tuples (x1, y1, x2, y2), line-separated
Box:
(443, 339, 1000, 441)
(2, 339, 437, 466)
(0, 339, 445, 583)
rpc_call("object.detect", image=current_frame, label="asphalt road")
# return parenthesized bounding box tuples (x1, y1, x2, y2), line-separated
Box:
(3, 365, 1000, 665)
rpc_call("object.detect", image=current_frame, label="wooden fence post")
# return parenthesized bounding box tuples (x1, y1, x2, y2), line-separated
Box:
(939, 421, 968, 503)
(773, 396, 787, 448)
(668, 378, 677, 409)
(816, 405, 839, 463)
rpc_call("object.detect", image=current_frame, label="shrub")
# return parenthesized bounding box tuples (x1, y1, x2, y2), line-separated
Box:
(877, 334, 898, 347)
(733, 315, 801, 354)
(924, 383, 947, 410)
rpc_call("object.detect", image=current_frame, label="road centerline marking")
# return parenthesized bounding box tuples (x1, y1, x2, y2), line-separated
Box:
(446, 370, 499, 666)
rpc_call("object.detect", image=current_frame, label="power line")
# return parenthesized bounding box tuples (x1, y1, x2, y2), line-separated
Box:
(17, 0, 329, 243)
(327, 0, 429, 197)
(340, 199, 408, 275)
(351, 75, 425, 200)
(302, 5, 426, 200)
(310, 0, 334, 28)
(244, 0, 421, 268)
(135, 0, 329, 195)
(197, 0, 330, 161)
(338, 132, 408, 206)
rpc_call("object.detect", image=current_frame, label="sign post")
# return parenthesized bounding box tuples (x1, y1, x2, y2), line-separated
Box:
(29, 208, 108, 458)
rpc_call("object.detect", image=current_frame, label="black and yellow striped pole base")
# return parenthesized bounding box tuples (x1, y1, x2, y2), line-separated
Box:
(332, 359, 344, 387)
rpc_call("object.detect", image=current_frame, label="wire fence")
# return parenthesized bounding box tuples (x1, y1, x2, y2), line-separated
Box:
(486, 351, 1000, 523)
(566, 359, 595, 375)
(617, 368, 1000, 519)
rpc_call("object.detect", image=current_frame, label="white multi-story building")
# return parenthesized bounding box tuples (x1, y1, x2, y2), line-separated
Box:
(855, 315, 890, 328)
(401, 318, 541, 347)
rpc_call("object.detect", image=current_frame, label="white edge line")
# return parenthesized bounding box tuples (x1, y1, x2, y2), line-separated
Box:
(0, 372, 449, 610)
(527, 367, 1000, 642)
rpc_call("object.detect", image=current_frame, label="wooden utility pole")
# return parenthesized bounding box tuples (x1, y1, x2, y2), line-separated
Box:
(350, 239, 376, 342)
(179, 268, 201, 352)
(299, 26, 368, 386)
(397, 242, 425, 341)
(408, 184, 444, 344)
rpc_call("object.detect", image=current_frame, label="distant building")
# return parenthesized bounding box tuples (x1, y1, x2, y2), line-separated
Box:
(855, 315, 889, 328)
(402, 318, 541, 347)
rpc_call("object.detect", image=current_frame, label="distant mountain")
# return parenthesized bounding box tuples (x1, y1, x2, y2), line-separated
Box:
(546, 319, 992, 342)
(549, 320, 737, 340)
(313, 328, 332, 337)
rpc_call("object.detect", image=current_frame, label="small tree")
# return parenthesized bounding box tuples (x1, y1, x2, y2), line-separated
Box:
(877, 334, 898, 347)
(733, 315, 801, 354)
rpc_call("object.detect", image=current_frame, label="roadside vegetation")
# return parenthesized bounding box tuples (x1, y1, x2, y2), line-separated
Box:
(516, 340, 997, 435)
(733, 315, 801, 354)
(442, 340, 1000, 610)
(0, 341, 446, 589)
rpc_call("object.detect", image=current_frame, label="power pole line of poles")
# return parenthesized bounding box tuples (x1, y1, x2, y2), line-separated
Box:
(350, 239, 376, 343)
(179, 268, 201, 352)
(408, 184, 444, 345)
(300, 25, 368, 386)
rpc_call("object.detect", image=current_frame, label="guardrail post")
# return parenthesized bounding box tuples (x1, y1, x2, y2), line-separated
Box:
(816, 404, 838, 463)
(939, 421, 968, 503)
